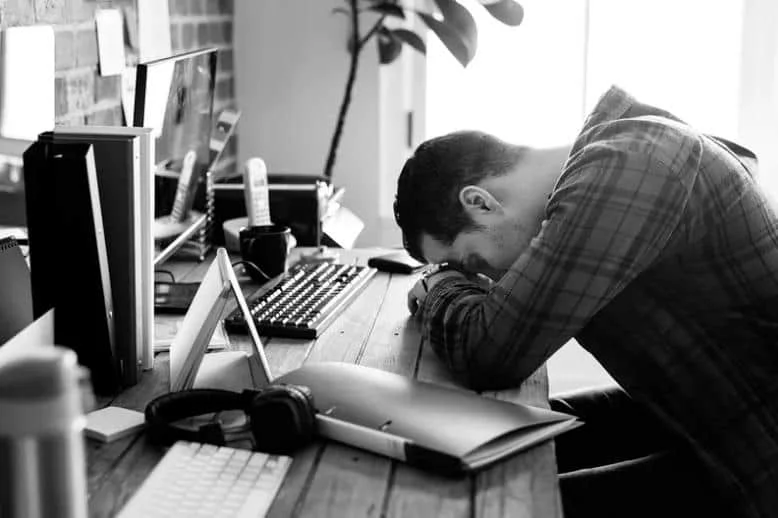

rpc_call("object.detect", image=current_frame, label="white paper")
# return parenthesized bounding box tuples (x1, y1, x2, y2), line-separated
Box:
(0, 310, 54, 362)
(0, 25, 54, 141)
(154, 315, 229, 352)
(95, 9, 126, 76)
(137, 0, 172, 63)
(121, 67, 137, 125)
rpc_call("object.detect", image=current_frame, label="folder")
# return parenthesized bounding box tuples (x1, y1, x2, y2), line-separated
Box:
(279, 362, 582, 475)
(55, 126, 155, 371)
(47, 130, 143, 386)
(22, 139, 119, 394)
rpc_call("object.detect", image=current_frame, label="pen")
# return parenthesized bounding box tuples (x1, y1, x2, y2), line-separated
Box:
(315, 414, 462, 474)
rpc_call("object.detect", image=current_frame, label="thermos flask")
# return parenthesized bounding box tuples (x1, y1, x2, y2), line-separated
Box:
(0, 346, 89, 518)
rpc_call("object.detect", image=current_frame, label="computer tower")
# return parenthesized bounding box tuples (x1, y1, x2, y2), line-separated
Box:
(22, 139, 120, 395)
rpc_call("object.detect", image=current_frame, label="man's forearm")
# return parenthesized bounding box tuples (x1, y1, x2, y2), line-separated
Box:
(420, 276, 536, 390)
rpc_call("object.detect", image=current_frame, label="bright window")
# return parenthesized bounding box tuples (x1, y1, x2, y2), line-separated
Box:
(425, 0, 744, 145)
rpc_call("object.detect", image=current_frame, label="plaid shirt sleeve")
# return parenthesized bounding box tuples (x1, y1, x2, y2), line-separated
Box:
(420, 119, 703, 390)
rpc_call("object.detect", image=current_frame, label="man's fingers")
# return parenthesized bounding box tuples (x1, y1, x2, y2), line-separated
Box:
(407, 278, 428, 315)
(407, 290, 419, 314)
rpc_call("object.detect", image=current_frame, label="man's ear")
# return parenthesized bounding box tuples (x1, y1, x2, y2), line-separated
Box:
(458, 185, 501, 217)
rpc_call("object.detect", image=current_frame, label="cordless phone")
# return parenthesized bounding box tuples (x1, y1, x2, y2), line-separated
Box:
(243, 157, 272, 226)
(209, 109, 241, 169)
(170, 150, 197, 222)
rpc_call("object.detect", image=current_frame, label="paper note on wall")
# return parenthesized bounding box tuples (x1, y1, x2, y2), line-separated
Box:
(0, 25, 54, 141)
(137, 0, 172, 63)
(95, 9, 127, 76)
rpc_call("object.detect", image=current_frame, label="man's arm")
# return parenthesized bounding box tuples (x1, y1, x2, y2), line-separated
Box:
(418, 123, 701, 390)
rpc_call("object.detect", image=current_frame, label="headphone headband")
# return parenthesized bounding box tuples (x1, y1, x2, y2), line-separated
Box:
(144, 385, 317, 454)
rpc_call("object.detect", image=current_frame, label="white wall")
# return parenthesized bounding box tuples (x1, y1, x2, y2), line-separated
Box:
(738, 0, 778, 197)
(235, 0, 778, 248)
(234, 0, 397, 247)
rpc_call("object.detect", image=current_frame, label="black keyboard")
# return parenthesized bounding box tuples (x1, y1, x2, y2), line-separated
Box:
(224, 262, 377, 339)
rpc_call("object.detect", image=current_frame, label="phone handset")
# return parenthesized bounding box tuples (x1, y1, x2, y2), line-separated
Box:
(170, 150, 197, 222)
(243, 157, 272, 226)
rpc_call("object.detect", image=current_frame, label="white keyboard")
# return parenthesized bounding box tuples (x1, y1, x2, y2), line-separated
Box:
(118, 441, 293, 518)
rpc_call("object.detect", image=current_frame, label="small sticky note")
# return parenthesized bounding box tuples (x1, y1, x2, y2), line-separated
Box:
(95, 9, 126, 76)
(85, 406, 145, 443)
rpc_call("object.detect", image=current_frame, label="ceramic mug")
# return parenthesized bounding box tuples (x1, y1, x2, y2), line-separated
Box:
(239, 224, 294, 282)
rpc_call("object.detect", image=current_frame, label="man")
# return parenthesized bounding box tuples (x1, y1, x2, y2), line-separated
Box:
(393, 86, 778, 518)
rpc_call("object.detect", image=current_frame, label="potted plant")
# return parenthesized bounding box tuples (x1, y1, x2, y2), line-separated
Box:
(323, 0, 524, 182)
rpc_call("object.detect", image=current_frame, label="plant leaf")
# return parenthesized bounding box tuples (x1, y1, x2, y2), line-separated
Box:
(476, 0, 524, 26)
(377, 26, 403, 64)
(368, 2, 406, 19)
(392, 28, 426, 55)
(418, 12, 473, 66)
(433, 0, 477, 52)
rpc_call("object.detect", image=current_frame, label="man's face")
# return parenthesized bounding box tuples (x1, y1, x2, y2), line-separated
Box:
(420, 217, 536, 281)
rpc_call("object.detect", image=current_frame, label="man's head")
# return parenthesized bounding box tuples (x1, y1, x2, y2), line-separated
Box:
(394, 130, 565, 280)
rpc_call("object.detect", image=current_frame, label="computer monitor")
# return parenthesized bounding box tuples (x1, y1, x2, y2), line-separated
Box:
(133, 47, 218, 200)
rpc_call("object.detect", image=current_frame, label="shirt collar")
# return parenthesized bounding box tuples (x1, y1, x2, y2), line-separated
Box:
(580, 85, 636, 133)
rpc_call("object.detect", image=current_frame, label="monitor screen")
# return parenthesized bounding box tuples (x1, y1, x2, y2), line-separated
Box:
(133, 47, 217, 178)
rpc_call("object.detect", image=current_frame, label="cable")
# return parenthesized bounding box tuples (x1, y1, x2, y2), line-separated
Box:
(231, 260, 271, 282)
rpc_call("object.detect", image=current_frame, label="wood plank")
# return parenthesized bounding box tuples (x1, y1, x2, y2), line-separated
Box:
(88, 436, 167, 518)
(475, 443, 562, 518)
(477, 366, 562, 517)
(294, 443, 394, 518)
(385, 467, 472, 518)
(357, 269, 473, 518)
(357, 271, 421, 373)
(297, 272, 391, 367)
(86, 357, 171, 508)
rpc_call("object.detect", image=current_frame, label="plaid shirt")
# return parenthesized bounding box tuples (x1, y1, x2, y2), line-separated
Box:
(421, 86, 778, 516)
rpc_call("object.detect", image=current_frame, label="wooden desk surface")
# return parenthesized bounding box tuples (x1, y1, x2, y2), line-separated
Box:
(87, 248, 562, 518)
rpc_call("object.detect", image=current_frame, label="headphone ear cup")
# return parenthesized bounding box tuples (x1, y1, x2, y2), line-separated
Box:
(246, 384, 317, 454)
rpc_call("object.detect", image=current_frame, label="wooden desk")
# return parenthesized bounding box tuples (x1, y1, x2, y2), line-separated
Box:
(87, 249, 562, 517)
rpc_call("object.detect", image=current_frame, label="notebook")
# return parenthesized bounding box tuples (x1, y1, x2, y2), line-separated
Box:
(0, 236, 32, 345)
(22, 139, 119, 394)
(170, 247, 580, 475)
(47, 130, 143, 387)
(55, 126, 156, 372)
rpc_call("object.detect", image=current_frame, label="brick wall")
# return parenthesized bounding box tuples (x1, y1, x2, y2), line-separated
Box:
(1, 0, 237, 176)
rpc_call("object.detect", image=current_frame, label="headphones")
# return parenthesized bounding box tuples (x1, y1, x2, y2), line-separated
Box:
(145, 384, 317, 455)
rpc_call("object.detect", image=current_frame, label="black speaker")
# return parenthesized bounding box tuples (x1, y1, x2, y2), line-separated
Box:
(212, 174, 329, 247)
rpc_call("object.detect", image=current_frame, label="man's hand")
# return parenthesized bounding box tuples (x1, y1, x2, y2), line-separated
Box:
(407, 269, 466, 317)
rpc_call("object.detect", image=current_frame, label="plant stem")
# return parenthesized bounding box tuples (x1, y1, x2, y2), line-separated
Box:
(323, 0, 361, 182)
(359, 14, 387, 49)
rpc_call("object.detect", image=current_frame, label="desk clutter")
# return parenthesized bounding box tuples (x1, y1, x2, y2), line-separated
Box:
(0, 243, 576, 516)
(155, 247, 580, 475)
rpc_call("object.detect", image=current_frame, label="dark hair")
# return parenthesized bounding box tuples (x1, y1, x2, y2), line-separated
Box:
(393, 130, 527, 262)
